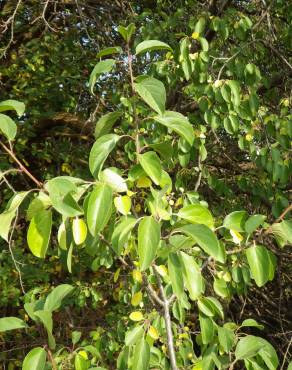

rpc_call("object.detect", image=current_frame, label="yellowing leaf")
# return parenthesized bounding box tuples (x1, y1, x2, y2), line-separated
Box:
(230, 229, 243, 244)
(129, 311, 144, 322)
(78, 350, 88, 360)
(148, 326, 159, 340)
(192, 31, 200, 39)
(133, 269, 143, 283)
(137, 176, 152, 188)
(72, 218, 87, 245)
(155, 265, 168, 277)
(131, 291, 143, 306)
(114, 195, 131, 215)
(114, 268, 120, 283)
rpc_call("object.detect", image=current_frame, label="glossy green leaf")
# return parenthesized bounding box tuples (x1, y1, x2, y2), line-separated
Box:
(44, 284, 74, 312)
(135, 40, 172, 55)
(27, 209, 52, 258)
(245, 214, 266, 234)
(245, 245, 276, 287)
(180, 251, 204, 300)
(34, 310, 55, 350)
(218, 326, 235, 353)
(235, 335, 266, 360)
(89, 59, 115, 94)
(0, 191, 29, 241)
(138, 151, 162, 185)
(168, 253, 184, 299)
(96, 46, 122, 58)
(0, 317, 27, 332)
(100, 168, 127, 193)
(199, 314, 214, 344)
(132, 337, 150, 370)
(241, 319, 264, 330)
(86, 183, 113, 236)
(94, 111, 123, 139)
(0, 113, 17, 140)
(45, 177, 83, 217)
(111, 216, 137, 255)
(0, 99, 25, 116)
(177, 224, 225, 263)
(125, 325, 144, 346)
(89, 134, 120, 178)
(154, 111, 194, 146)
(138, 216, 160, 271)
(271, 220, 292, 247)
(114, 195, 131, 215)
(178, 204, 214, 229)
(72, 217, 87, 245)
(134, 76, 166, 114)
(223, 211, 247, 232)
(22, 347, 47, 370)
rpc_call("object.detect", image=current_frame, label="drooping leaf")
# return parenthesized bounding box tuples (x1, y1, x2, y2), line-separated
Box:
(0, 317, 27, 332)
(0, 113, 17, 140)
(27, 209, 52, 258)
(218, 326, 235, 353)
(34, 310, 55, 350)
(134, 76, 166, 114)
(235, 335, 266, 360)
(86, 183, 113, 236)
(223, 211, 247, 232)
(199, 314, 214, 344)
(89, 134, 120, 178)
(138, 216, 160, 271)
(180, 251, 205, 300)
(135, 40, 172, 55)
(125, 325, 144, 346)
(138, 151, 162, 185)
(245, 214, 266, 234)
(89, 59, 115, 94)
(94, 111, 123, 139)
(168, 252, 184, 299)
(177, 224, 225, 263)
(0, 99, 25, 116)
(245, 245, 276, 287)
(111, 216, 137, 255)
(154, 111, 194, 146)
(132, 337, 150, 370)
(44, 284, 74, 312)
(0, 191, 29, 241)
(271, 220, 292, 247)
(22, 347, 47, 370)
(178, 204, 214, 229)
(100, 168, 127, 192)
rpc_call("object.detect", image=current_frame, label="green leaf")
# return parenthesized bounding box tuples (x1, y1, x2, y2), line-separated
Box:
(94, 111, 123, 139)
(199, 314, 214, 344)
(27, 209, 52, 258)
(0, 191, 29, 241)
(138, 216, 160, 271)
(132, 337, 150, 370)
(0, 317, 27, 332)
(86, 183, 113, 236)
(177, 224, 225, 263)
(245, 214, 266, 234)
(100, 168, 127, 192)
(118, 23, 136, 42)
(45, 177, 83, 217)
(134, 76, 166, 114)
(168, 253, 184, 299)
(125, 325, 144, 346)
(154, 111, 194, 146)
(218, 326, 235, 353)
(245, 245, 276, 287)
(22, 347, 47, 370)
(258, 338, 279, 370)
(34, 310, 55, 350)
(137, 151, 162, 185)
(226, 80, 241, 107)
(44, 284, 74, 312)
(271, 220, 292, 247)
(0, 99, 25, 116)
(235, 335, 266, 360)
(114, 195, 131, 215)
(89, 134, 120, 178)
(135, 40, 172, 55)
(223, 211, 247, 232)
(180, 251, 204, 300)
(178, 204, 214, 229)
(0, 113, 17, 140)
(241, 319, 264, 330)
(198, 297, 224, 319)
(89, 59, 115, 94)
(111, 216, 137, 255)
(96, 46, 122, 58)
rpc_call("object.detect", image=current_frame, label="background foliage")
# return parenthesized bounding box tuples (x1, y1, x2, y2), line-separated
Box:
(0, 0, 291, 369)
